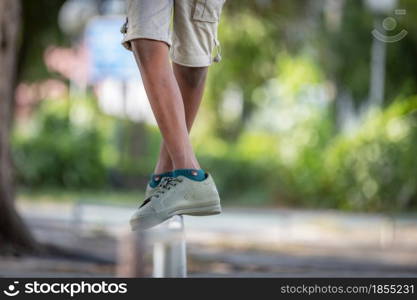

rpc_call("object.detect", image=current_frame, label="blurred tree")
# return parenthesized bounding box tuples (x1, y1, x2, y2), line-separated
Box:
(207, 0, 318, 139)
(0, 0, 38, 253)
(18, 0, 68, 82)
(207, 0, 417, 136)
(317, 0, 417, 128)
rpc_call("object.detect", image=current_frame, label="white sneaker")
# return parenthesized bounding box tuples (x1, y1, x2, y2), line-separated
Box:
(144, 184, 154, 199)
(130, 174, 221, 230)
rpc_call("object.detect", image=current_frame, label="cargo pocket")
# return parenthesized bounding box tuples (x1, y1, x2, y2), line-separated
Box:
(193, 0, 225, 23)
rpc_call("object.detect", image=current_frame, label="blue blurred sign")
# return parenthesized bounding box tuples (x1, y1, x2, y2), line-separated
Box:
(85, 16, 138, 82)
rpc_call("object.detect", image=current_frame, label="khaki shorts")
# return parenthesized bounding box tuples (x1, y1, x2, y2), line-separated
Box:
(121, 0, 225, 67)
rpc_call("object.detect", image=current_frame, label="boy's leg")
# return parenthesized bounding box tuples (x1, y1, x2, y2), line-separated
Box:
(123, 0, 224, 175)
(153, 0, 225, 175)
(174, 65, 208, 129)
(125, 0, 222, 230)
(154, 65, 208, 174)
(130, 39, 200, 170)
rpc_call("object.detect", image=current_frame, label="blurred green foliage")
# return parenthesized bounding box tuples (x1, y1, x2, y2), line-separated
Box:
(13, 97, 162, 189)
(322, 98, 417, 211)
(278, 98, 417, 211)
(13, 94, 417, 211)
(12, 0, 417, 211)
(13, 99, 105, 188)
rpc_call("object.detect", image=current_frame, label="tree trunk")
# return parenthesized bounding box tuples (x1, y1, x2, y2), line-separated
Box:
(0, 0, 38, 253)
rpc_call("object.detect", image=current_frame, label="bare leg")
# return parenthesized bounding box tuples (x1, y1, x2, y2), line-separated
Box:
(131, 39, 199, 170)
(154, 63, 208, 174)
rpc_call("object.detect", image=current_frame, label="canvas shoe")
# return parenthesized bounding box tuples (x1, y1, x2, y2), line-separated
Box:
(130, 174, 221, 230)
(145, 172, 172, 198)
(144, 184, 154, 199)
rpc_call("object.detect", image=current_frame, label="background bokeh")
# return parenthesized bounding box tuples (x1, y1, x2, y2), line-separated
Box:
(2, 0, 417, 277)
(13, 0, 417, 211)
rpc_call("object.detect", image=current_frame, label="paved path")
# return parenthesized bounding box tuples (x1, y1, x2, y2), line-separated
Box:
(12, 200, 417, 277)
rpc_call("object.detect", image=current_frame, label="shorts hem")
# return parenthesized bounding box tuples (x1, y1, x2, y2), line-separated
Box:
(122, 33, 171, 51)
(170, 53, 213, 67)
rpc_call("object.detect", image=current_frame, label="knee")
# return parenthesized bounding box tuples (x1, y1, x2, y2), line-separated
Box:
(130, 39, 169, 64)
(175, 65, 208, 88)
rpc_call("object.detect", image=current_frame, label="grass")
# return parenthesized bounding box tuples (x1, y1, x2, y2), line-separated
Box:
(17, 187, 145, 206)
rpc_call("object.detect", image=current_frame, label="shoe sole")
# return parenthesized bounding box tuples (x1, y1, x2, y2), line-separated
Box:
(130, 202, 221, 231)
(170, 203, 222, 216)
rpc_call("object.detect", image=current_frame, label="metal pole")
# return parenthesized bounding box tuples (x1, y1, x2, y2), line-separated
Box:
(116, 215, 187, 277)
(116, 230, 146, 277)
(152, 215, 187, 278)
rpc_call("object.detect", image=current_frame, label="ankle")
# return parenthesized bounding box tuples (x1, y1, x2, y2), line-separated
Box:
(173, 159, 200, 170)
(154, 162, 173, 174)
